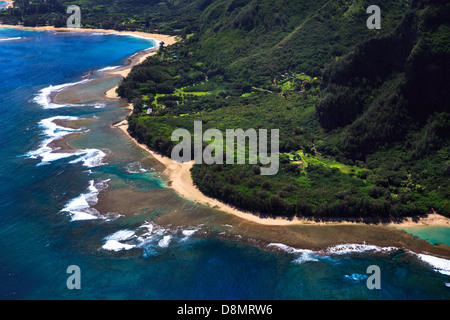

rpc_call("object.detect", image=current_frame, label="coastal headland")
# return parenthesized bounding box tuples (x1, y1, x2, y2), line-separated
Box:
(5, 24, 449, 259)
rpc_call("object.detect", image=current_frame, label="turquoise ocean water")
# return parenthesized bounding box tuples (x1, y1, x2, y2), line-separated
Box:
(397, 227, 450, 246)
(0, 27, 449, 300)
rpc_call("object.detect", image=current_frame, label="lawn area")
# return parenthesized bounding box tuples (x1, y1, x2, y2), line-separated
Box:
(285, 150, 369, 175)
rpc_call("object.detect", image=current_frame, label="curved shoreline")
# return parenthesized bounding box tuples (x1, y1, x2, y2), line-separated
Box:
(113, 118, 450, 228)
(99, 34, 450, 228)
(112, 125, 450, 258)
(0, 25, 176, 101)
(9, 24, 448, 229)
(104, 49, 160, 99)
(0, 24, 177, 44)
(4, 24, 449, 266)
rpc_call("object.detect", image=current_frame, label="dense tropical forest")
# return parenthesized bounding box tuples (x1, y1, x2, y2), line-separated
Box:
(120, 0, 449, 221)
(3, 0, 449, 221)
(0, 0, 208, 34)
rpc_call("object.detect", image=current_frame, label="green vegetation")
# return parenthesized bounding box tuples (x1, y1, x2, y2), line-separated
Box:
(6, 0, 447, 220)
(194, 0, 410, 81)
(0, 0, 207, 35)
(118, 0, 449, 221)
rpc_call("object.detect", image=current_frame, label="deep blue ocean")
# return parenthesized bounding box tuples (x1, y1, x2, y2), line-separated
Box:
(0, 27, 449, 300)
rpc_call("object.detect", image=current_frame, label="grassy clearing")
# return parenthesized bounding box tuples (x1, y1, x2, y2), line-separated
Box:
(284, 150, 369, 175)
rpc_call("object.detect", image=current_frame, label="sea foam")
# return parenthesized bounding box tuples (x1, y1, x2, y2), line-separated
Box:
(100, 221, 202, 253)
(102, 229, 137, 251)
(26, 116, 108, 167)
(158, 235, 172, 248)
(68, 148, 108, 168)
(181, 229, 199, 241)
(97, 65, 121, 72)
(124, 161, 149, 174)
(33, 79, 91, 109)
(25, 116, 84, 164)
(416, 253, 450, 276)
(267, 242, 450, 276)
(267, 243, 319, 264)
(61, 179, 109, 221)
(0, 37, 24, 42)
(322, 243, 397, 255)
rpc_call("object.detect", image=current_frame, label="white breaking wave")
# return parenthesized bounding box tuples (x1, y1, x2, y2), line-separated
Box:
(322, 243, 397, 255)
(101, 222, 164, 252)
(25, 116, 85, 164)
(32, 147, 106, 167)
(102, 240, 136, 251)
(181, 229, 199, 241)
(267, 243, 302, 254)
(102, 229, 137, 252)
(268, 242, 396, 258)
(89, 32, 109, 36)
(158, 235, 172, 248)
(267, 243, 319, 264)
(124, 161, 153, 174)
(102, 240, 134, 251)
(101, 222, 202, 253)
(293, 252, 320, 264)
(61, 180, 109, 221)
(267, 242, 450, 278)
(33, 79, 91, 109)
(25, 115, 108, 167)
(68, 148, 108, 168)
(0, 37, 24, 41)
(416, 253, 450, 276)
(97, 65, 121, 72)
(28, 142, 107, 167)
(106, 229, 136, 241)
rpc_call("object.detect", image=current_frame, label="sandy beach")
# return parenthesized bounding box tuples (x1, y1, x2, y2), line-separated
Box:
(104, 50, 159, 99)
(0, 24, 177, 45)
(103, 39, 450, 228)
(113, 117, 450, 228)
(7, 23, 447, 229)
(109, 118, 450, 258)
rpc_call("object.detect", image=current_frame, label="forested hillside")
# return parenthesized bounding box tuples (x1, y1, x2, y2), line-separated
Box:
(113, 0, 449, 220)
(118, 0, 449, 221)
(193, 0, 409, 81)
(4, 0, 447, 220)
(317, 0, 450, 160)
(0, 0, 208, 34)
